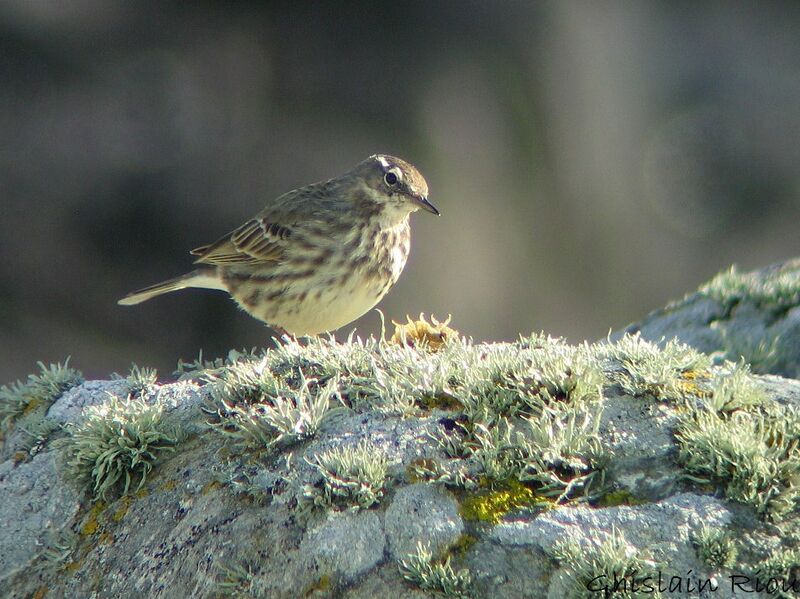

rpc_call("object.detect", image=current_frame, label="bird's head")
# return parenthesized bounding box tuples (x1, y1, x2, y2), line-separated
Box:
(352, 154, 439, 219)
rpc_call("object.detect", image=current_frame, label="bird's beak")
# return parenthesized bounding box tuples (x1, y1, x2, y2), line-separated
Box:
(413, 194, 440, 216)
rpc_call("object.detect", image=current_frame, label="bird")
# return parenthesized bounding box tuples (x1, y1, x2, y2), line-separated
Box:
(118, 154, 439, 336)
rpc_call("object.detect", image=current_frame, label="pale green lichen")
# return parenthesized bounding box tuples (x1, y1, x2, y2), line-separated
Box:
(60, 397, 178, 501)
(215, 561, 269, 598)
(700, 264, 800, 312)
(398, 542, 472, 598)
(692, 525, 738, 569)
(595, 334, 711, 402)
(0, 359, 83, 433)
(550, 527, 662, 599)
(175, 347, 263, 380)
(304, 439, 390, 510)
(700, 360, 767, 413)
(207, 361, 339, 451)
(676, 404, 800, 519)
(453, 338, 604, 425)
(436, 401, 607, 501)
(124, 364, 158, 397)
(13, 417, 61, 460)
(751, 547, 800, 599)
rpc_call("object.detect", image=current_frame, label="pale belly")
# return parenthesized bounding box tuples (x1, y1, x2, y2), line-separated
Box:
(266, 275, 391, 335)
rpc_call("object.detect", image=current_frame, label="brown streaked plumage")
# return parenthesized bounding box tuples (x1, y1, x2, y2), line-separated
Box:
(118, 155, 438, 335)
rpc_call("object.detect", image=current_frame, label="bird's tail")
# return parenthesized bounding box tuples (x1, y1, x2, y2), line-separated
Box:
(118, 270, 226, 306)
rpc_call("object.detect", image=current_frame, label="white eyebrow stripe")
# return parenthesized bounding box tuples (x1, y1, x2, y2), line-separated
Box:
(377, 156, 390, 169)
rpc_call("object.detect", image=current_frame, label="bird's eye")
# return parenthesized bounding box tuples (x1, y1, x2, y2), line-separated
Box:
(384, 171, 399, 186)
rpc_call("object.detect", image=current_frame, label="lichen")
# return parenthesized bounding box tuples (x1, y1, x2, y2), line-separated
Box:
(399, 541, 472, 598)
(699, 264, 800, 312)
(206, 361, 339, 452)
(303, 439, 390, 511)
(0, 358, 83, 434)
(595, 333, 712, 402)
(122, 364, 158, 397)
(60, 396, 178, 501)
(459, 479, 550, 523)
(692, 525, 738, 569)
(676, 403, 800, 519)
(550, 527, 661, 599)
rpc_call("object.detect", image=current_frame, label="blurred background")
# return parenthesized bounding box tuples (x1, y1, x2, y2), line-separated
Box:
(2, 1, 800, 382)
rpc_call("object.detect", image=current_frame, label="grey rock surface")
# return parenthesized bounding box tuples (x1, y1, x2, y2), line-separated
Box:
(384, 483, 464, 559)
(302, 510, 385, 583)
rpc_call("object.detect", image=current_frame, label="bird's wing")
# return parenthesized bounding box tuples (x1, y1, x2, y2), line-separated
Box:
(191, 218, 292, 265)
(190, 181, 339, 266)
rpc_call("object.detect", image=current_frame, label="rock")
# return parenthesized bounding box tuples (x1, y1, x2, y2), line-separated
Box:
(384, 483, 464, 559)
(3, 261, 800, 598)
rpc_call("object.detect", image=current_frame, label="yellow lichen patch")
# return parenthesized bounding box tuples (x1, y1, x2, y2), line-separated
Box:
(594, 489, 649, 508)
(303, 574, 331, 596)
(80, 501, 107, 536)
(159, 479, 177, 492)
(459, 480, 551, 523)
(202, 480, 223, 495)
(112, 496, 133, 522)
(98, 531, 115, 545)
(678, 371, 712, 398)
(64, 560, 83, 574)
(390, 314, 458, 351)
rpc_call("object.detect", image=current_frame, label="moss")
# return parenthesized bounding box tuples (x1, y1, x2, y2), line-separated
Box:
(63, 560, 83, 574)
(594, 489, 649, 508)
(417, 393, 463, 411)
(407, 458, 439, 483)
(459, 479, 550, 523)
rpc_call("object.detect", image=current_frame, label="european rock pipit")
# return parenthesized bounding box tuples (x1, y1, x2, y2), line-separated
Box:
(119, 155, 438, 335)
